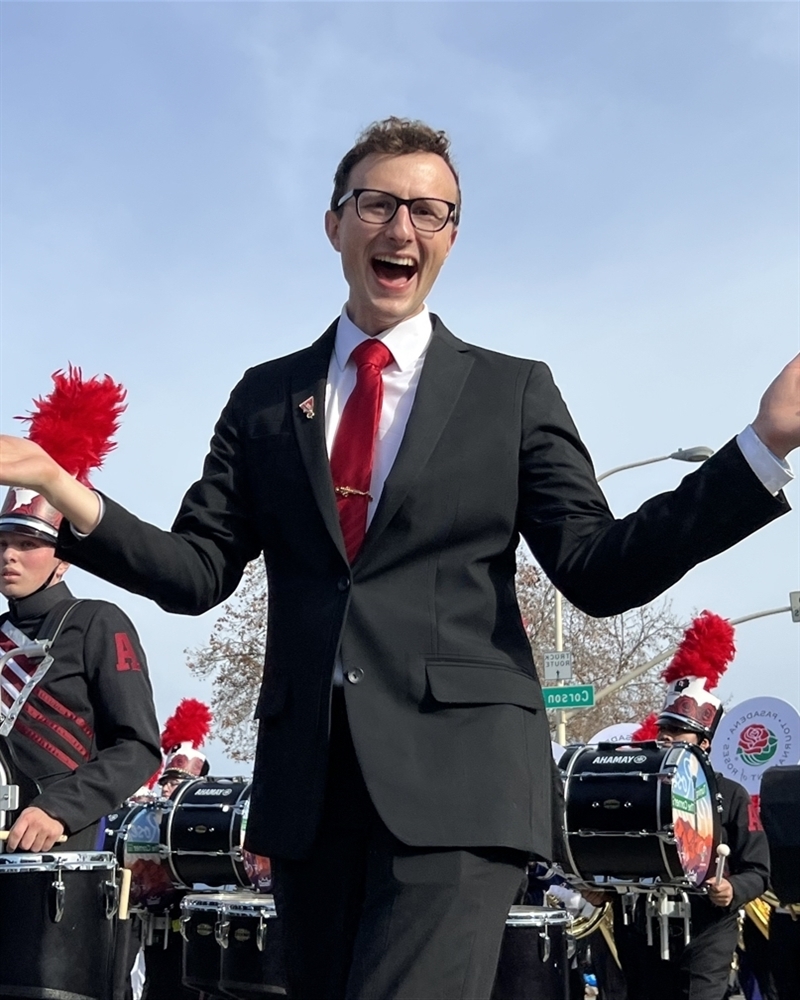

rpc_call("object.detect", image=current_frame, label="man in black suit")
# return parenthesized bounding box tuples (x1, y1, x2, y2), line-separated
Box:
(0, 117, 797, 999)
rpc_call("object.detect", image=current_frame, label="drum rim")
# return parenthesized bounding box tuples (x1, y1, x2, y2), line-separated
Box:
(223, 899, 278, 918)
(180, 890, 247, 912)
(0, 849, 116, 871)
(506, 905, 571, 927)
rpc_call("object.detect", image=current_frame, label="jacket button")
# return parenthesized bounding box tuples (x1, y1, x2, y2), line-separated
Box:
(337, 577, 351, 592)
(346, 668, 364, 685)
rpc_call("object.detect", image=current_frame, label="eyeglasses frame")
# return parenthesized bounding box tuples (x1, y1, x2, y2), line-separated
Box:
(336, 188, 460, 231)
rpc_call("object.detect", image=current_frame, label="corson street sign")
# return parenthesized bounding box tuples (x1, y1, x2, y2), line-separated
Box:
(543, 684, 595, 710)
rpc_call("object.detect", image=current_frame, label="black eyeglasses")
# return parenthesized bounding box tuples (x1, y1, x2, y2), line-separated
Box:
(337, 189, 460, 232)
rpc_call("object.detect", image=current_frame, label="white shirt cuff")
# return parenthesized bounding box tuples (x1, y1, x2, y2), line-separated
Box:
(69, 492, 105, 538)
(736, 425, 794, 496)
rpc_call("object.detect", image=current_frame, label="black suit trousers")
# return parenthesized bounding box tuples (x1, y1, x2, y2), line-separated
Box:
(271, 690, 528, 1000)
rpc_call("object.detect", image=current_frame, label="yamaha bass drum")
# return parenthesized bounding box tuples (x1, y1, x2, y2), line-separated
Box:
(560, 741, 720, 886)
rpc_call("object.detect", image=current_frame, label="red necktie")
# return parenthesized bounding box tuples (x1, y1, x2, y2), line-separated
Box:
(330, 338, 394, 562)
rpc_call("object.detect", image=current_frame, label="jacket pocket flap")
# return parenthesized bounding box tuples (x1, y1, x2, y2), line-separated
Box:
(426, 659, 542, 710)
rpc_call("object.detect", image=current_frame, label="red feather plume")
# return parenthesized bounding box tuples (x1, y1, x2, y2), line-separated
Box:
(632, 713, 660, 742)
(661, 610, 735, 691)
(160, 698, 213, 753)
(17, 365, 126, 486)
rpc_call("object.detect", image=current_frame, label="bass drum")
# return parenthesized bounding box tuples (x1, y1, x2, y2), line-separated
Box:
(103, 799, 180, 910)
(560, 740, 720, 886)
(163, 778, 272, 891)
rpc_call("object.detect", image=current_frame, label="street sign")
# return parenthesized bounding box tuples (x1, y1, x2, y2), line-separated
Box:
(543, 650, 574, 681)
(790, 591, 800, 624)
(543, 685, 595, 710)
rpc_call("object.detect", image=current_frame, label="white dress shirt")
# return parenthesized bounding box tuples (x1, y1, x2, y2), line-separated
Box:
(325, 306, 433, 527)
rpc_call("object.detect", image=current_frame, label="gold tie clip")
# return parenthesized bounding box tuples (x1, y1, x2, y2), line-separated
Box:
(335, 486, 373, 500)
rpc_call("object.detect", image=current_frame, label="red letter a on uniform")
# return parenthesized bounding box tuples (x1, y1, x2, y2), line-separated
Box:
(115, 633, 142, 672)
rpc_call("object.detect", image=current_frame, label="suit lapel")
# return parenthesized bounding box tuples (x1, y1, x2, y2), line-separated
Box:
(359, 319, 474, 562)
(290, 321, 347, 561)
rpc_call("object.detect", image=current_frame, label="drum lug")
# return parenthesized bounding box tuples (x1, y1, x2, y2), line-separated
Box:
(215, 914, 230, 949)
(257, 913, 267, 952)
(51, 872, 66, 923)
(179, 913, 191, 942)
(538, 927, 551, 964)
(104, 878, 120, 919)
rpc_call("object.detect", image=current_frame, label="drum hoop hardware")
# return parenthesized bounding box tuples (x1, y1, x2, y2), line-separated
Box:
(104, 878, 119, 920)
(574, 770, 654, 781)
(179, 913, 191, 942)
(215, 914, 230, 949)
(170, 848, 239, 857)
(51, 866, 65, 923)
(538, 927, 551, 964)
(257, 913, 268, 952)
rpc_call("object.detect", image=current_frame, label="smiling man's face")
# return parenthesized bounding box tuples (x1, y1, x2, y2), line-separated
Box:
(324, 152, 459, 336)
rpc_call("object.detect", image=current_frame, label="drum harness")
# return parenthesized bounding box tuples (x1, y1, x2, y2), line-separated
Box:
(0, 600, 84, 737)
(0, 601, 124, 926)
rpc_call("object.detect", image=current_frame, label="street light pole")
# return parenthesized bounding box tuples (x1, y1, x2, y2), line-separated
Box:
(559, 604, 795, 726)
(596, 446, 714, 483)
(551, 444, 714, 745)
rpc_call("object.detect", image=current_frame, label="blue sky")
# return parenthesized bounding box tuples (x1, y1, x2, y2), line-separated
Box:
(2, 1, 798, 769)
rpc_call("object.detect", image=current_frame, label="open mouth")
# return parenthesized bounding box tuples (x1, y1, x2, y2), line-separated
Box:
(372, 255, 418, 286)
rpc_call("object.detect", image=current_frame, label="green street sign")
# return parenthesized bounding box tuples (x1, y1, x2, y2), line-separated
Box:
(543, 684, 595, 710)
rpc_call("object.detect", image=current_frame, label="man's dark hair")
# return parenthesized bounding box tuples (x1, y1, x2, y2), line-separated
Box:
(331, 116, 460, 213)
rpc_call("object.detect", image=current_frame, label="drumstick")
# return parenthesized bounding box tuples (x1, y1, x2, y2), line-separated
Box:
(0, 831, 68, 843)
(714, 843, 730, 886)
(118, 867, 132, 921)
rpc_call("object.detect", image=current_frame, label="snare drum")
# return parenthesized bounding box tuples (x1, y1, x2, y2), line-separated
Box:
(163, 778, 272, 891)
(560, 741, 720, 886)
(180, 891, 242, 996)
(0, 851, 119, 1000)
(492, 906, 571, 1000)
(218, 892, 287, 998)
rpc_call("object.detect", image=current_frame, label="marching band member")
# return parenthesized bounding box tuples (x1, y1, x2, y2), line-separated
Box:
(141, 698, 213, 1000)
(0, 368, 160, 854)
(610, 612, 770, 1000)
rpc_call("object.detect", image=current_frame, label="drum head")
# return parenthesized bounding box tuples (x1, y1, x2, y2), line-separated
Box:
(120, 802, 178, 909)
(667, 743, 717, 885)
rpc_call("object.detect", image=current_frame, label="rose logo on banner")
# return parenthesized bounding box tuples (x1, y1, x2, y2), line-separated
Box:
(711, 697, 800, 796)
(736, 723, 779, 767)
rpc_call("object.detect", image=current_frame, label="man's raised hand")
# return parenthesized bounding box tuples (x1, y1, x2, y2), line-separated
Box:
(0, 435, 102, 534)
(752, 354, 800, 460)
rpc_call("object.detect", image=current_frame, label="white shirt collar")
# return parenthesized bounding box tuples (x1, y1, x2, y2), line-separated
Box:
(334, 306, 433, 374)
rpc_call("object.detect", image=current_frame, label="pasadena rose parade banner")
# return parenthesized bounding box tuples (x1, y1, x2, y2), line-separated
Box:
(710, 697, 800, 824)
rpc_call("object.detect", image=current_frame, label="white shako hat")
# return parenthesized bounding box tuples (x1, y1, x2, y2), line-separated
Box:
(159, 699, 213, 782)
(656, 610, 736, 741)
(0, 367, 125, 542)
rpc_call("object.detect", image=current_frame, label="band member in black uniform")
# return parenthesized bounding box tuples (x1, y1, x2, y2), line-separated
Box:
(0, 369, 161, 852)
(610, 613, 770, 1000)
(140, 699, 213, 1000)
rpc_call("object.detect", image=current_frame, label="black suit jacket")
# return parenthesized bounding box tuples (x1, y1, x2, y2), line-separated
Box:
(57, 317, 789, 859)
